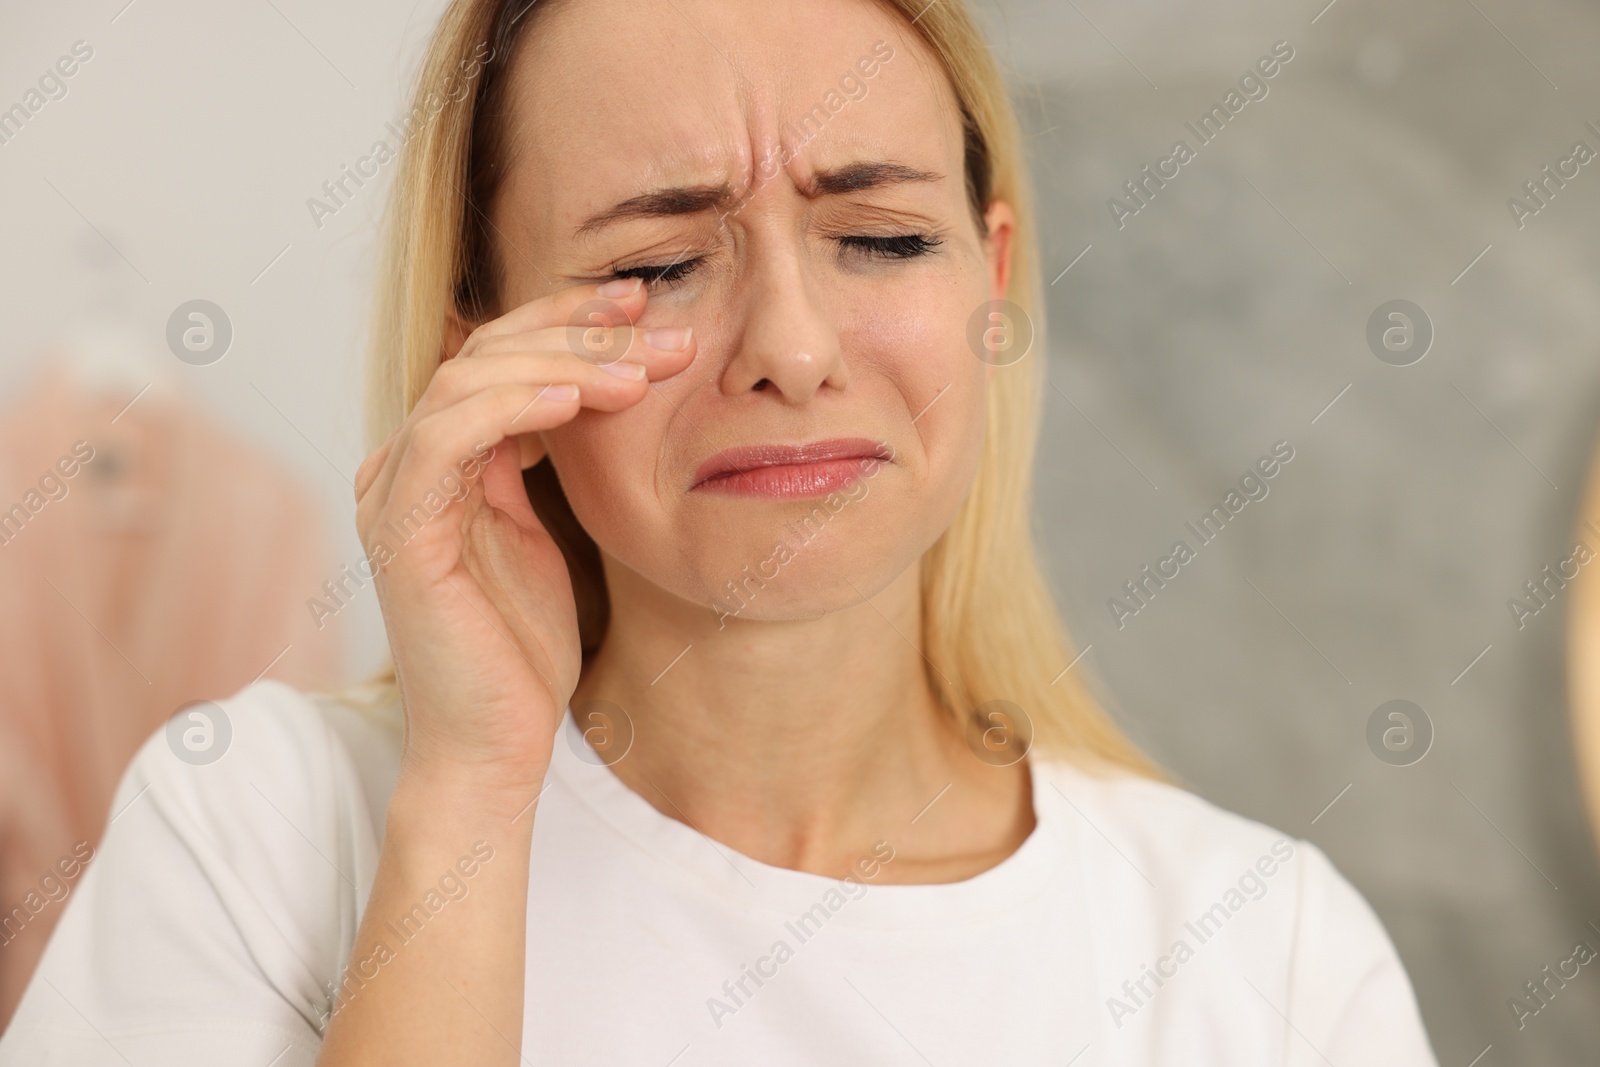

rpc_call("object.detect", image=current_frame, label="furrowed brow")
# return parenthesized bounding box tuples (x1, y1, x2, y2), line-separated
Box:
(801, 161, 943, 197)
(572, 161, 942, 240)
(573, 184, 735, 240)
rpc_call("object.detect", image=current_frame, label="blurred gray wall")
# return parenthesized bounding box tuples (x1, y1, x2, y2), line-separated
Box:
(978, 0, 1600, 1061)
(3, 0, 1598, 1061)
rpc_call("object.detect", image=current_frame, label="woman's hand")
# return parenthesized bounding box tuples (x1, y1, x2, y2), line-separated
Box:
(320, 278, 692, 1067)
(353, 276, 694, 800)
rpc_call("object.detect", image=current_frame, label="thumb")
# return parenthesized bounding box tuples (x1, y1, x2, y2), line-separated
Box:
(479, 437, 544, 531)
(518, 431, 547, 471)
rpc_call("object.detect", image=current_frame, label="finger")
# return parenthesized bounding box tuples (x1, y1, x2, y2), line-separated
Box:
(454, 277, 647, 363)
(517, 432, 546, 471)
(472, 325, 697, 377)
(361, 380, 575, 540)
(361, 334, 680, 541)
(355, 422, 405, 505)
(368, 382, 581, 549)
(478, 425, 546, 530)
(411, 339, 692, 424)
(355, 442, 392, 505)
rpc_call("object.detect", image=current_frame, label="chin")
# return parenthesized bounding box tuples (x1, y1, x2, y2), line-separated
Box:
(685, 511, 925, 624)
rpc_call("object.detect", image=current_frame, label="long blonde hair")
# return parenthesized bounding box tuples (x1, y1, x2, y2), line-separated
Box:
(354, 0, 1161, 778)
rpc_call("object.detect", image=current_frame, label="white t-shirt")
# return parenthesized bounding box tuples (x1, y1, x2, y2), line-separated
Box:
(0, 679, 1438, 1065)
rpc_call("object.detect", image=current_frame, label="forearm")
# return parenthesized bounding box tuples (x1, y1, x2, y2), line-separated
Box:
(315, 767, 539, 1066)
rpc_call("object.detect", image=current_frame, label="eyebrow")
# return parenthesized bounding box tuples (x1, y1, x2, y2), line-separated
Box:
(571, 161, 943, 239)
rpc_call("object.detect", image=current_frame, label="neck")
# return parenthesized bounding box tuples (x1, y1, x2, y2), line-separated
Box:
(569, 554, 1035, 882)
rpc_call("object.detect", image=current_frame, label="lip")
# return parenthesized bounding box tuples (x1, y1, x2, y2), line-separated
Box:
(689, 437, 892, 498)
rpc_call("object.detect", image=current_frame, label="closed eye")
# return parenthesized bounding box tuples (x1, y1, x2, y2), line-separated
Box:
(839, 233, 943, 259)
(607, 233, 943, 289)
(611, 256, 703, 287)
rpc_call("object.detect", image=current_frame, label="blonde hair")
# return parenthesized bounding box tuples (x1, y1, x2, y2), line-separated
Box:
(354, 0, 1162, 778)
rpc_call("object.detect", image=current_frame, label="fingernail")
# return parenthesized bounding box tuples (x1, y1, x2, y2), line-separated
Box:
(597, 276, 642, 297)
(541, 383, 580, 401)
(600, 360, 646, 380)
(644, 326, 692, 350)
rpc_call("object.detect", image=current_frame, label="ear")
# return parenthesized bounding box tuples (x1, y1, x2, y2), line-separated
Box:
(981, 199, 1017, 384)
(440, 304, 475, 363)
(982, 199, 1017, 304)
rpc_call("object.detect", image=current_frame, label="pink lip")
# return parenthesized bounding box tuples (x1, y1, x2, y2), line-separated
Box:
(690, 437, 892, 498)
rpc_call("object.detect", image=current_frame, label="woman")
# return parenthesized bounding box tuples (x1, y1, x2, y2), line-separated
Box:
(0, 0, 1438, 1063)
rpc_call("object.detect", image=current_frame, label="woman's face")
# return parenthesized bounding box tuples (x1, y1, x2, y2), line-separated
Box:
(489, 0, 1014, 619)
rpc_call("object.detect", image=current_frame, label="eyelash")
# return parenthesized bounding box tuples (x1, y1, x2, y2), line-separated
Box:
(609, 233, 943, 288)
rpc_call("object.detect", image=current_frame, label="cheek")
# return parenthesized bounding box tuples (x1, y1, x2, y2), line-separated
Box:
(839, 236, 991, 381)
(849, 289, 964, 388)
(918, 367, 988, 526)
(816, 299, 989, 580)
(843, 280, 988, 471)
(542, 405, 668, 549)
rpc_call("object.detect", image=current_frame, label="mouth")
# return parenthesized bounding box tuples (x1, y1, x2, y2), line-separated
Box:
(689, 437, 892, 498)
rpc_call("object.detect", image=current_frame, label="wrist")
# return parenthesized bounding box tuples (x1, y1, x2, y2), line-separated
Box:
(390, 755, 550, 834)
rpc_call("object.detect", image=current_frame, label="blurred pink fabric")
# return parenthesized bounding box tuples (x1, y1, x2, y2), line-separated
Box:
(0, 359, 342, 1027)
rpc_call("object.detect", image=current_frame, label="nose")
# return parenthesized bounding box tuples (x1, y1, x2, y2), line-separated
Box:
(717, 235, 849, 403)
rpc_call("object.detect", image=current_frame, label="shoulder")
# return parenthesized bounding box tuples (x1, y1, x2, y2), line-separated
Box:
(126, 678, 402, 864)
(1034, 759, 1309, 974)
(1033, 756, 1379, 950)
(1035, 759, 1300, 894)
(0, 679, 401, 1065)
(1034, 759, 1437, 1062)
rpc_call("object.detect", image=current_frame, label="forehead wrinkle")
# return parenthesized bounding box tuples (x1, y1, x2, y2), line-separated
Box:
(569, 156, 944, 246)
(567, 156, 746, 248)
(571, 182, 737, 241)
(534, 17, 960, 249)
(566, 91, 775, 244)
